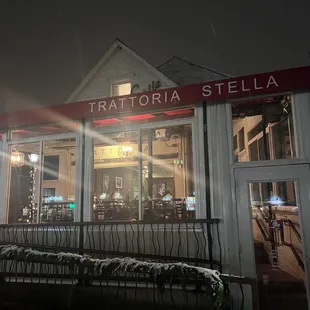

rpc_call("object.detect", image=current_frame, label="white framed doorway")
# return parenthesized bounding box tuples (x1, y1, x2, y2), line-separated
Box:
(234, 163, 310, 310)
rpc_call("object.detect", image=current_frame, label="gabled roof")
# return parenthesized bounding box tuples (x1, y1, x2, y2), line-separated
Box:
(66, 39, 176, 103)
(157, 56, 230, 86)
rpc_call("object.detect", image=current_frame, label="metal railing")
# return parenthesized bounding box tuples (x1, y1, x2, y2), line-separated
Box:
(0, 244, 258, 310)
(279, 219, 304, 271)
(252, 210, 304, 271)
(0, 219, 222, 270)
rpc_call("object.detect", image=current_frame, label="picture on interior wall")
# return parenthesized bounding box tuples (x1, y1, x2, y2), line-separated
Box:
(103, 175, 109, 189)
(115, 177, 122, 189)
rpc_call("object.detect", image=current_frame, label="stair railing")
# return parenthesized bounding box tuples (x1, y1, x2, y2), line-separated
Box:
(279, 219, 304, 271)
(253, 208, 304, 272)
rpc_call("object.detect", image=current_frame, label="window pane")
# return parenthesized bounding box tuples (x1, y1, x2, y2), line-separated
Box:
(40, 139, 76, 223)
(142, 124, 195, 220)
(238, 128, 245, 151)
(251, 182, 306, 285)
(249, 141, 259, 161)
(113, 83, 131, 96)
(232, 96, 295, 162)
(233, 135, 238, 151)
(93, 131, 138, 221)
(43, 155, 59, 180)
(8, 142, 40, 223)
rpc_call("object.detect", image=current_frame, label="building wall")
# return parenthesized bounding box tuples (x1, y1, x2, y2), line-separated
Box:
(71, 48, 173, 102)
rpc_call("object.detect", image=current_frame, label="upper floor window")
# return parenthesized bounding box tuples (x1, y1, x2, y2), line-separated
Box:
(113, 82, 131, 96)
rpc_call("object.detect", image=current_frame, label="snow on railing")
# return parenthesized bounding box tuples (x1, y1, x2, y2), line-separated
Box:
(0, 244, 225, 308)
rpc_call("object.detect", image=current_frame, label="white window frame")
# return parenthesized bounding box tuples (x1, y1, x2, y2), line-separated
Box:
(111, 81, 132, 97)
(83, 109, 206, 221)
(1, 129, 82, 224)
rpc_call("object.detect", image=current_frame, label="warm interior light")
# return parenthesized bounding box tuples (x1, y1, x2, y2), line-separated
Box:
(11, 151, 25, 167)
(29, 153, 39, 163)
(120, 143, 133, 156)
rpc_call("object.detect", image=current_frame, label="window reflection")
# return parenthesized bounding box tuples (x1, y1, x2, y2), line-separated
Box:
(92, 124, 196, 221)
(8, 142, 40, 223)
(232, 96, 295, 162)
(7, 139, 77, 224)
(142, 124, 195, 220)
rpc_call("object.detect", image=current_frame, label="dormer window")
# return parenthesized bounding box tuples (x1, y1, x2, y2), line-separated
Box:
(113, 82, 131, 96)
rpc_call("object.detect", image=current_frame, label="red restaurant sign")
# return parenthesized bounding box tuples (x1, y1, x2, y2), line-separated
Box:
(1, 66, 310, 128)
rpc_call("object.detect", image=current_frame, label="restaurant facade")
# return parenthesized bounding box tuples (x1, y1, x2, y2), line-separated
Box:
(0, 40, 310, 308)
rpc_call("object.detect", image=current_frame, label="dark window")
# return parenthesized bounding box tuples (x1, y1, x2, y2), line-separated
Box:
(238, 128, 245, 151)
(43, 155, 59, 180)
(273, 119, 291, 159)
(247, 122, 263, 141)
(258, 137, 265, 160)
(249, 141, 259, 161)
(252, 183, 260, 202)
(43, 188, 55, 198)
(233, 135, 238, 151)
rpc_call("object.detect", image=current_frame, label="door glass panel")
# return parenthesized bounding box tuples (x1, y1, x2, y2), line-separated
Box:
(250, 181, 307, 308)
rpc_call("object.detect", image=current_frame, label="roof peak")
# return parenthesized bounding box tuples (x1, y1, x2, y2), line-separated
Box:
(66, 39, 176, 102)
(158, 56, 230, 78)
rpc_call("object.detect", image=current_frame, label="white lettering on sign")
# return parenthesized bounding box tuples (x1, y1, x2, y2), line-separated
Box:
(228, 81, 238, 93)
(170, 90, 180, 102)
(87, 75, 280, 113)
(241, 80, 250, 92)
(267, 76, 279, 88)
(202, 75, 279, 97)
(88, 90, 181, 113)
(98, 101, 106, 111)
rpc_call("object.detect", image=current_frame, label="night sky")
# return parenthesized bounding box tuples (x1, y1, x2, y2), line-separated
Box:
(0, 1, 309, 109)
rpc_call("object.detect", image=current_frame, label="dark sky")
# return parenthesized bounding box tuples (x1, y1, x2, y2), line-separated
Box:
(0, 1, 309, 107)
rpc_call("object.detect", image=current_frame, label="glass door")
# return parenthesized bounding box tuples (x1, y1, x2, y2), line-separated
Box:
(235, 164, 310, 310)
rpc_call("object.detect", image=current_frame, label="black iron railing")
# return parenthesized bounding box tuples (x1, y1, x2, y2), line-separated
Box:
(0, 219, 222, 270)
(0, 245, 258, 310)
(279, 219, 304, 271)
(252, 211, 304, 271)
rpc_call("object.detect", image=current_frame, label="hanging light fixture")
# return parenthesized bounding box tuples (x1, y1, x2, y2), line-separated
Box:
(11, 151, 25, 167)
(120, 143, 133, 156)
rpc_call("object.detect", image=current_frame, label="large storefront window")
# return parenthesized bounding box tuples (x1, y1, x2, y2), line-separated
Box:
(7, 131, 77, 223)
(232, 95, 295, 162)
(92, 114, 196, 221)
